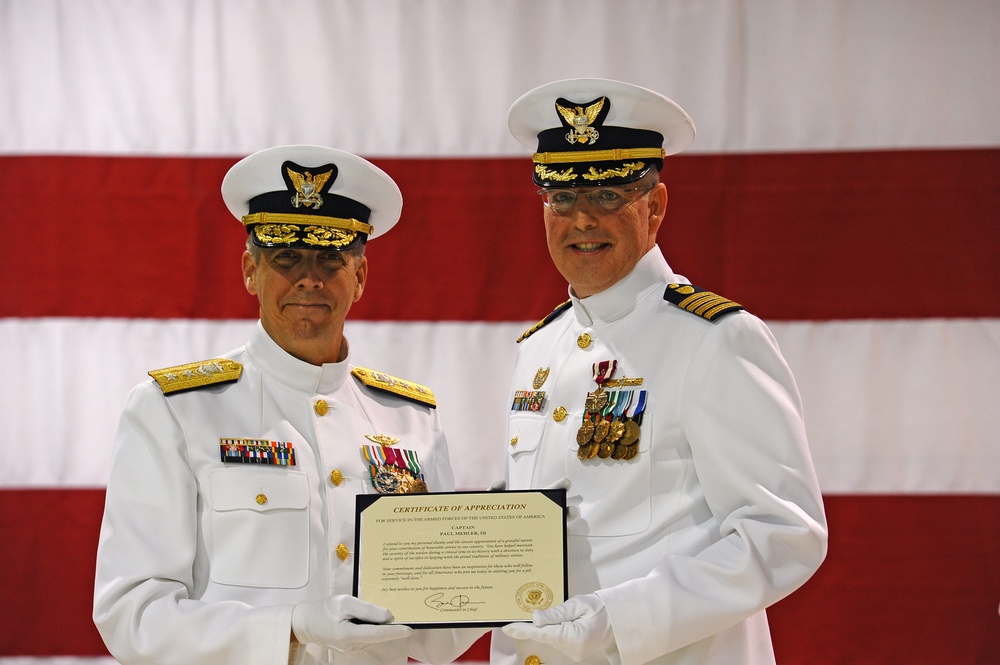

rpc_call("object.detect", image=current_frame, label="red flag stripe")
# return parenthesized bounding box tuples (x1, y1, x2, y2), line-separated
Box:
(2, 150, 998, 321)
(2, 490, 998, 660)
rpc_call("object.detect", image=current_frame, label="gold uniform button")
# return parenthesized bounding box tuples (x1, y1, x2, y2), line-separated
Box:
(552, 406, 568, 422)
(314, 399, 329, 416)
(525, 657, 541, 665)
(509, 436, 518, 447)
(330, 469, 343, 486)
(336, 544, 349, 561)
(577, 333, 592, 348)
(255, 494, 267, 505)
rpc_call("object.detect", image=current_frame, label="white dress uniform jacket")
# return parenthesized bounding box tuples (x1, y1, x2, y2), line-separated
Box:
(492, 248, 827, 665)
(94, 323, 476, 665)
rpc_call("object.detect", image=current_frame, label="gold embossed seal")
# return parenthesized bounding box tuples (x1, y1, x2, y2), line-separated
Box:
(515, 582, 554, 612)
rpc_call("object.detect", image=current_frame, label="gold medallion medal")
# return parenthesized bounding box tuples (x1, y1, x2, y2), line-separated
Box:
(593, 388, 609, 411)
(614, 389, 647, 461)
(372, 465, 404, 494)
(607, 420, 625, 444)
(371, 464, 428, 494)
(585, 386, 609, 412)
(577, 360, 624, 462)
(593, 418, 610, 443)
(621, 419, 640, 446)
(400, 474, 429, 494)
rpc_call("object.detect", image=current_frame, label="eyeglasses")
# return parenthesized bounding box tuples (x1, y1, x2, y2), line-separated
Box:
(536, 184, 655, 214)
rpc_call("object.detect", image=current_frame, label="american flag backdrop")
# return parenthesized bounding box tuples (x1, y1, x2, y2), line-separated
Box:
(1, 1, 998, 663)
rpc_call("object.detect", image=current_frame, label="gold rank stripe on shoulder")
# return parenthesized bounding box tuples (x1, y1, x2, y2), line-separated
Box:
(662, 283, 744, 322)
(517, 299, 572, 343)
(351, 367, 437, 408)
(148, 358, 243, 394)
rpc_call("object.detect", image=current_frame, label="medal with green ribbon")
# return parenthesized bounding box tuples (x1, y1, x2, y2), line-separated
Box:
(362, 442, 428, 494)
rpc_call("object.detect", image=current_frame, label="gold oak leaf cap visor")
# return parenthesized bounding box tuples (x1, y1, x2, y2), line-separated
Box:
(221, 145, 402, 250)
(507, 78, 696, 188)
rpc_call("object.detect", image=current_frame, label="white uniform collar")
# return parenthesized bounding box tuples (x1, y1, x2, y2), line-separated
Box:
(570, 246, 677, 326)
(246, 321, 351, 394)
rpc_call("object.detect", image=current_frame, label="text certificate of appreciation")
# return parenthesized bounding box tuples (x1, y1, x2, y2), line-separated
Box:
(353, 490, 567, 628)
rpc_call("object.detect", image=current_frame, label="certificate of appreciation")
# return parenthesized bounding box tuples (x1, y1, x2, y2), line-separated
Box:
(353, 490, 567, 628)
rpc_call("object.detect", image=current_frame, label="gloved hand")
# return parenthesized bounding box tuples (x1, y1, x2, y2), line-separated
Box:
(501, 593, 614, 661)
(544, 477, 580, 523)
(544, 476, 571, 492)
(494, 477, 580, 521)
(292, 595, 412, 653)
(489, 477, 566, 493)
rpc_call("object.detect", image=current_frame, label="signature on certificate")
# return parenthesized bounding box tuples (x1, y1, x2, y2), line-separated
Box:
(424, 592, 484, 611)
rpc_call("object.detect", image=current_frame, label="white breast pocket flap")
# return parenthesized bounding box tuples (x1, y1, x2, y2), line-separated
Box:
(209, 468, 310, 588)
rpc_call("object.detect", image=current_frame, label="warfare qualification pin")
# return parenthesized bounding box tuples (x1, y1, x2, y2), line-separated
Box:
(533, 367, 550, 389)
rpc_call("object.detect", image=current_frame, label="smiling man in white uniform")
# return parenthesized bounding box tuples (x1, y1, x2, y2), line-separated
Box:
(94, 145, 481, 664)
(494, 79, 828, 665)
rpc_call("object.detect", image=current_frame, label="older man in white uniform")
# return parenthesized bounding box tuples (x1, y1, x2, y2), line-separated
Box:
(94, 146, 481, 664)
(494, 80, 828, 665)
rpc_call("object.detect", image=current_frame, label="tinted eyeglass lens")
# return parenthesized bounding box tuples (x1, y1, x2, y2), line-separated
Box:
(538, 186, 653, 213)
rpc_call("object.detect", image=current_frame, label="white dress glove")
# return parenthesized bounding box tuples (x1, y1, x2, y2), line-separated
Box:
(545, 477, 580, 523)
(292, 595, 413, 653)
(489, 478, 578, 521)
(501, 593, 614, 661)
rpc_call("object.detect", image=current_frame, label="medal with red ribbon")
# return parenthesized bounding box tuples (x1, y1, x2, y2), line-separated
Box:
(362, 442, 428, 494)
(578, 360, 618, 459)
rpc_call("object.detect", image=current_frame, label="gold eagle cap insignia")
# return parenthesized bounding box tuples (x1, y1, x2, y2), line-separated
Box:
(287, 167, 333, 208)
(557, 97, 605, 145)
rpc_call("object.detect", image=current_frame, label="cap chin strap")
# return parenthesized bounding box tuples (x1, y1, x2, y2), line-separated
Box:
(241, 212, 373, 236)
(532, 147, 665, 165)
(244, 213, 373, 248)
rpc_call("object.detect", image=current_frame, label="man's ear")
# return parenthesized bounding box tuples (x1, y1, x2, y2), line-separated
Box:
(353, 255, 369, 303)
(647, 181, 668, 240)
(241, 250, 257, 295)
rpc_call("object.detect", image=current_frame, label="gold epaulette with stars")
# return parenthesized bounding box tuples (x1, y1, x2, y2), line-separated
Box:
(148, 358, 243, 395)
(663, 283, 744, 322)
(517, 299, 572, 343)
(351, 367, 437, 408)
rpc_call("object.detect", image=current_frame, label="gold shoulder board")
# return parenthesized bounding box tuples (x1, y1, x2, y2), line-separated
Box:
(351, 367, 437, 408)
(517, 299, 572, 343)
(663, 283, 744, 322)
(148, 358, 243, 395)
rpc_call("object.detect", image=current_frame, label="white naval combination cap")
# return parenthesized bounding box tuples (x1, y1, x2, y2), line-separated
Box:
(507, 78, 696, 188)
(221, 144, 402, 250)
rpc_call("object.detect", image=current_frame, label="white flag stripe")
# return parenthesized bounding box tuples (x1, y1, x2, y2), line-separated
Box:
(1, 0, 997, 157)
(3, 317, 997, 494)
(774, 318, 1000, 494)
